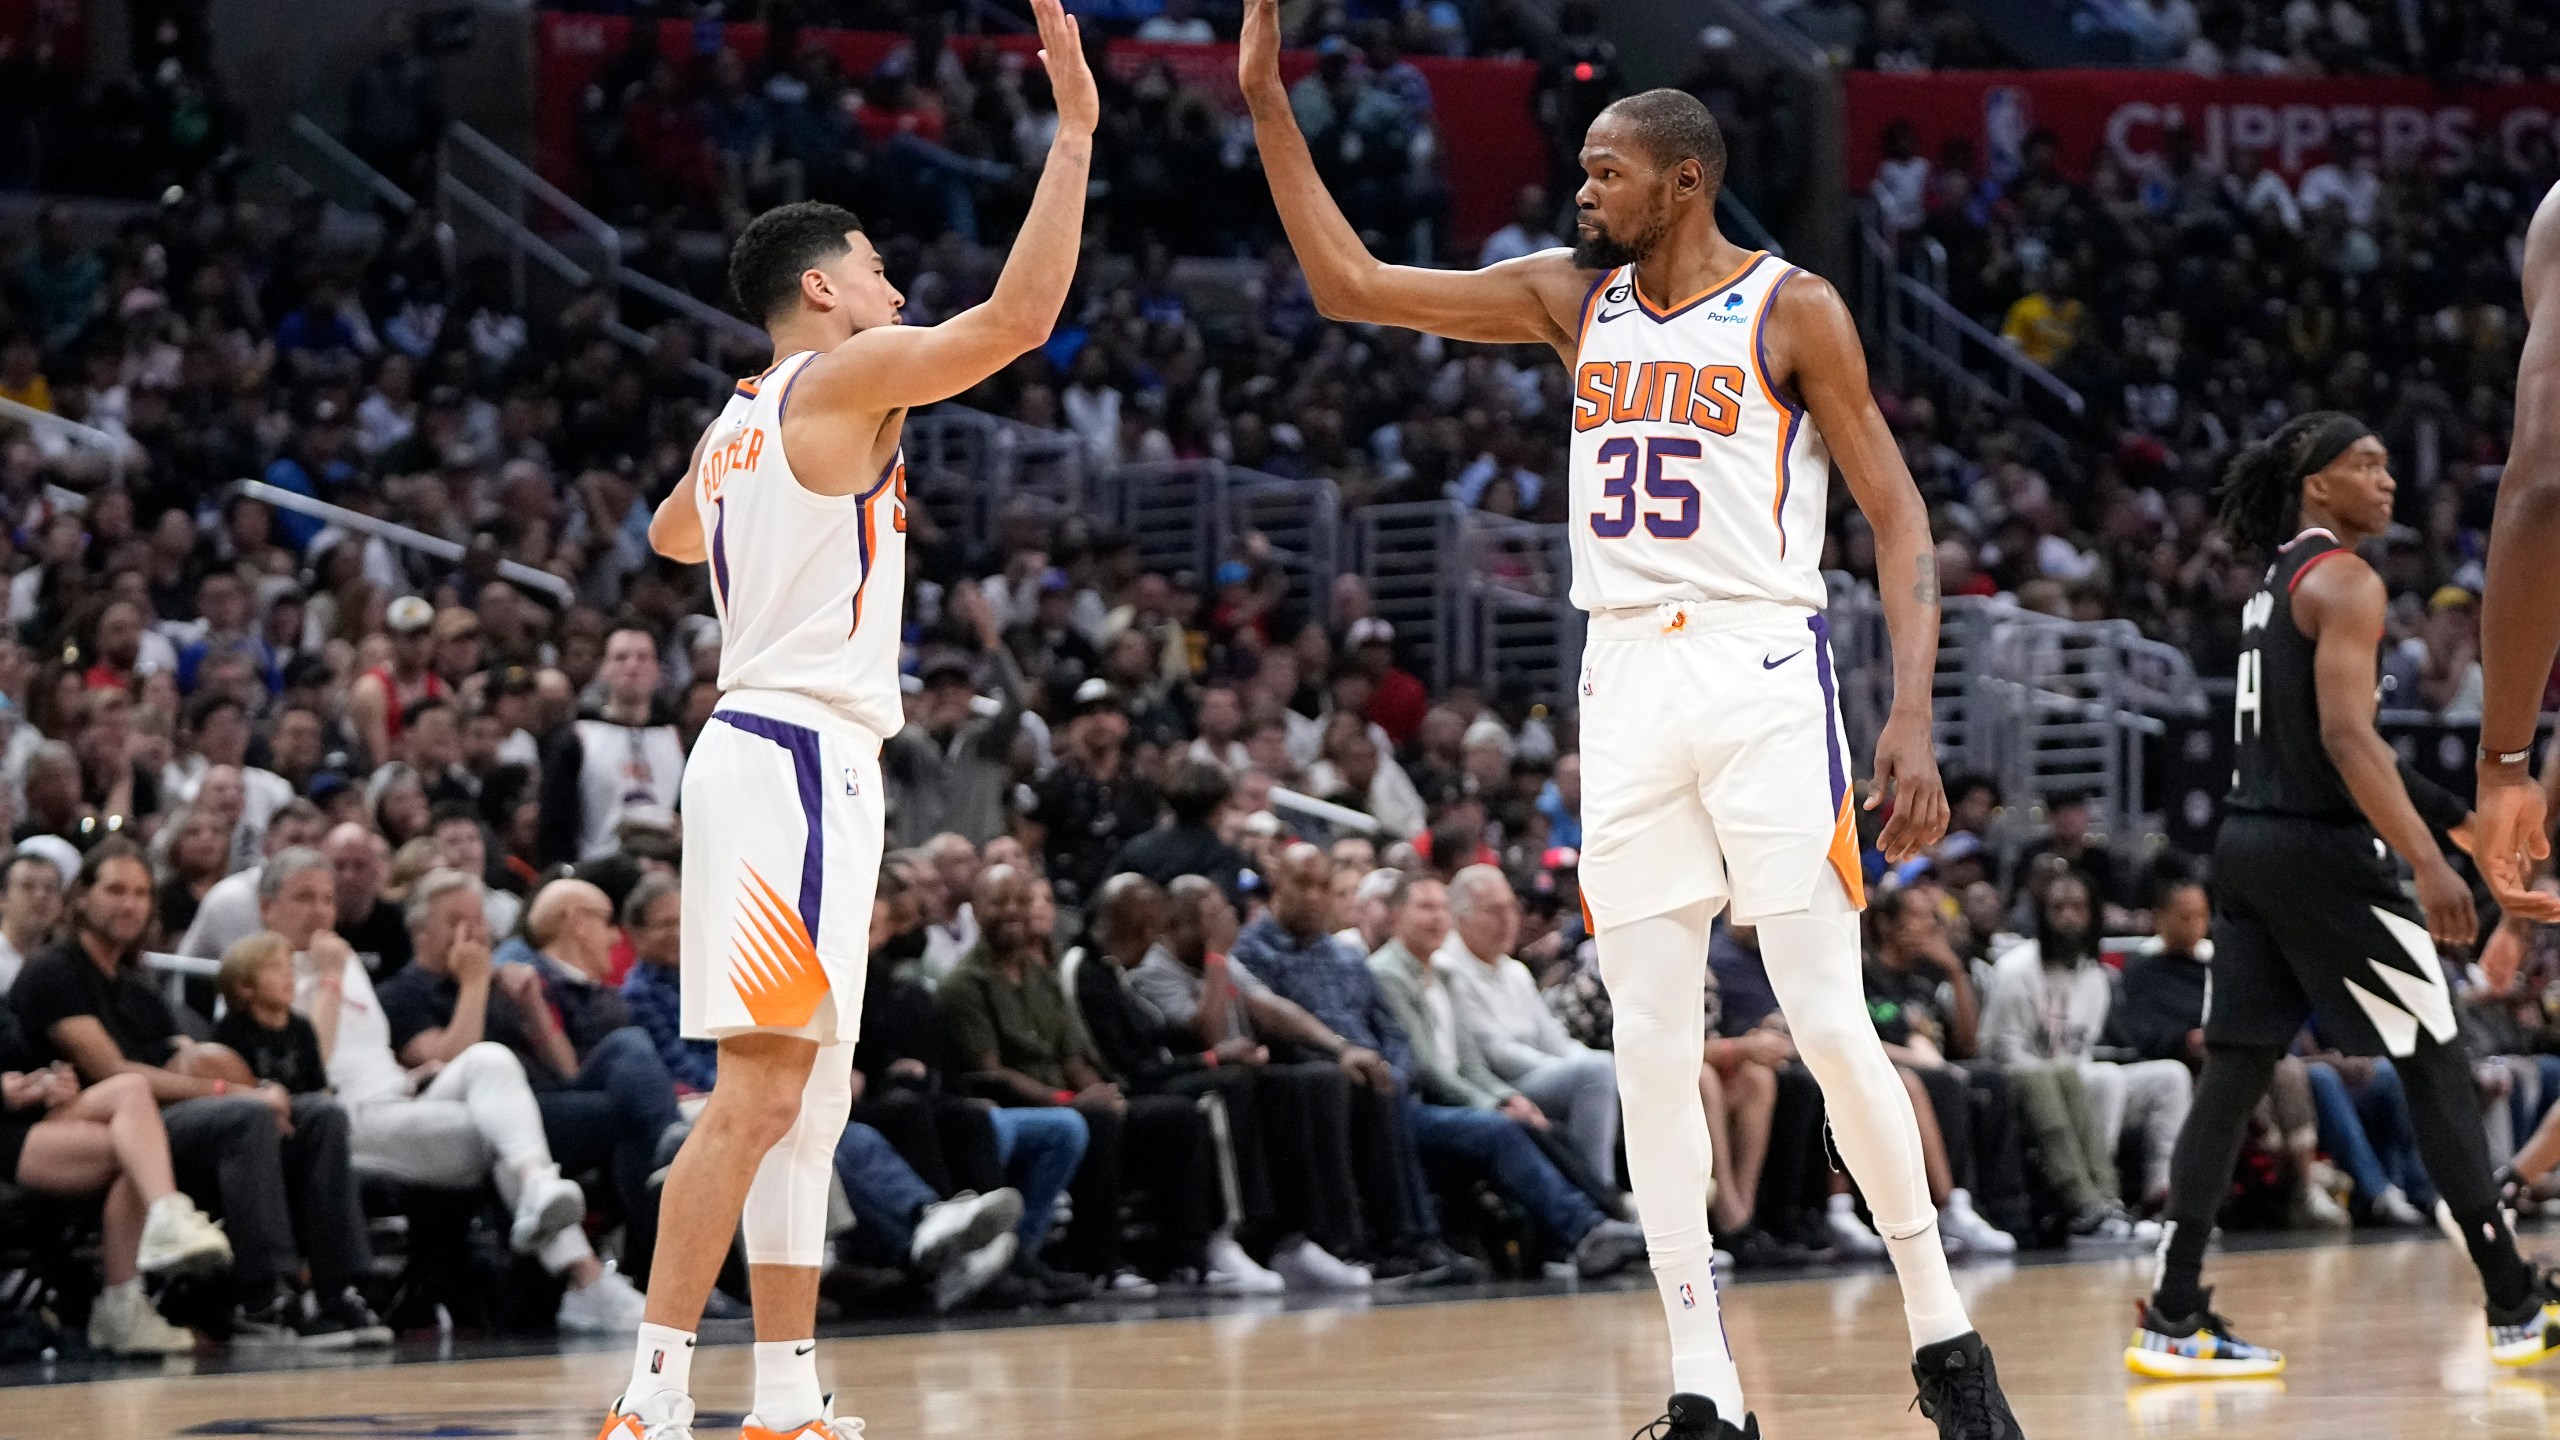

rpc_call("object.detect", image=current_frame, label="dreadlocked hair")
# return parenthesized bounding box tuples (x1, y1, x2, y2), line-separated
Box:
(2212, 410, 2373, 553)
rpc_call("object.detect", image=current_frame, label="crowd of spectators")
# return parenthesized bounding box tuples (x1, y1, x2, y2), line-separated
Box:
(1865, 113, 2557, 719)
(1777, 0, 2560, 76)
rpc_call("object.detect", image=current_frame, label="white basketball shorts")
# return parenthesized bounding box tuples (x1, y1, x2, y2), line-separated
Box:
(1576, 599, 1867, 930)
(679, 689, 884, 1043)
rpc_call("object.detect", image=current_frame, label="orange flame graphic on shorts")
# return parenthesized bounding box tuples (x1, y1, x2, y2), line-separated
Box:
(732, 864, 828, 1028)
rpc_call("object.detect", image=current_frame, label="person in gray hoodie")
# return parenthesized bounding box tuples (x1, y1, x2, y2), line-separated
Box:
(1980, 869, 2189, 1240)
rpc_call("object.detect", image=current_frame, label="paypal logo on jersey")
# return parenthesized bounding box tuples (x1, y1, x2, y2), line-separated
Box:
(1704, 291, 1750, 324)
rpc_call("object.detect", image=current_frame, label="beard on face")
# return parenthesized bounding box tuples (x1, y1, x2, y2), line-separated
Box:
(1572, 206, 1665, 270)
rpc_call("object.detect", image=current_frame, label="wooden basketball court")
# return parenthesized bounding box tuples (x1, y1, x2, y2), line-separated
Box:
(11, 1238, 2549, 1438)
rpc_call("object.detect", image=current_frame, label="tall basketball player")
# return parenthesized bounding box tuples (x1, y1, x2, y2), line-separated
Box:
(593, 5, 1097, 1439)
(1242, 7, 2018, 1436)
(2126, 414, 2560, 1378)
(2474, 183, 2560, 931)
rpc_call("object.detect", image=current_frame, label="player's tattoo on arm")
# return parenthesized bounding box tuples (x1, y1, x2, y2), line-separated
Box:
(1912, 551, 1941, 606)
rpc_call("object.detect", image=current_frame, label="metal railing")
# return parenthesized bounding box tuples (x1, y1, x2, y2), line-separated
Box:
(0, 395, 129, 483)
(283, 114, 417, 215)
(1857, 211, 2084, 418)
(432, 121, 749, 396)
(1899, 590, 2206, 833)
(230, 479, 577, 604)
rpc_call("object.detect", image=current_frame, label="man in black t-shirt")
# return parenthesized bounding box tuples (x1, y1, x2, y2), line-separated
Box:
(324, 824, 411, 978)
(9, 838, 382, 1345)
(383, 871, 679, 1282)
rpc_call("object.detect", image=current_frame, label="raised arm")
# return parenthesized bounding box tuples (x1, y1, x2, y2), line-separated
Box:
(1239, 0, 1582, 349)
(2478, 182, 2560, 916)
(789, 0, 1098, 416)
(2300, 555, 2477, 947)
(1776, 271, 1947, 860)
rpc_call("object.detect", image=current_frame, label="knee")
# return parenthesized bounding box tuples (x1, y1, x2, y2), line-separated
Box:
(715, 1082, 805, 1152)
(95, 1071, 152, 1111)
(1783, 1004, 1874, 1072)
(299, 1096, 350, 1138)
(460, 1041, 527, 1081)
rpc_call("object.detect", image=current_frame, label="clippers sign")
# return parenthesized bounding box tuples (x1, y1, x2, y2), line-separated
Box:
(1845, 70, 2560, 186)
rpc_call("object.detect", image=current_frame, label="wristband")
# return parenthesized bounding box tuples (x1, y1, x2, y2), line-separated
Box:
(1202, 1049, 1219, 1068)
(2482, 743, 2535, 766)
(211, 1079, 228, 1096)
(1053, 1089, 1076, 1106)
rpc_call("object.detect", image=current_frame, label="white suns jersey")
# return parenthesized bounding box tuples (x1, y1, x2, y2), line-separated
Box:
(1565, 252, 1831, 613)
(691, 349, 908, 737)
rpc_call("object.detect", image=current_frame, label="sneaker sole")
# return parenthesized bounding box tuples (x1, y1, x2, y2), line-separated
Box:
(513, 1185, 588, 1256)
(2123, 1345, 2285, 1380)
(916, 1197, 1023, 1275)
(137, 1241, 234, 1281)
(2490, 1328, 2560, 1368)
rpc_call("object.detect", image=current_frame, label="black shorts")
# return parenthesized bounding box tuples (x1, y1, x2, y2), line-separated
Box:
(2205, 814, 2460, 1059)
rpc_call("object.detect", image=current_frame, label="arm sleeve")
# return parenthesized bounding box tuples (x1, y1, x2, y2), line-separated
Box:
(2397, 758, 2470, 835)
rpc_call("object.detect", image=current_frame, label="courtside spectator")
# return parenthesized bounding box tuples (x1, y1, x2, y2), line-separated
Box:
(12, 838, 384, 1344)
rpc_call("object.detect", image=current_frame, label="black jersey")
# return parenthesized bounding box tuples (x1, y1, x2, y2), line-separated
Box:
(2227, 528, 2362, 824)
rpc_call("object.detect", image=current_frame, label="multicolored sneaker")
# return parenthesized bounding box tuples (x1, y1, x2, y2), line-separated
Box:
(2487, 1275, 2560, 1368)
(2124, 1293, 2285, 1380)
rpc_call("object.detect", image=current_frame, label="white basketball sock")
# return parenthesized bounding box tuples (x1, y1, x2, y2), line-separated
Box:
(1596, 899, 1748, 1419)
(751, 1339, 824, 1429)
(1757, 886, 1974, 1353)
(626, 1322, 696, 1406)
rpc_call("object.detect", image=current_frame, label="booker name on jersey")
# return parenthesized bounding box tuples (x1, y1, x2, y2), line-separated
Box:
(691, 350, 909, 737)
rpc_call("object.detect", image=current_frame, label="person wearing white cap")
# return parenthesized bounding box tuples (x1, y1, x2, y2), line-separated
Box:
(348, 595, 447, 770)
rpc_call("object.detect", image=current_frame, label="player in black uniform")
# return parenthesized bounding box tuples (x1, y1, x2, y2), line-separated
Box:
(2125, 411, 2560, 1379)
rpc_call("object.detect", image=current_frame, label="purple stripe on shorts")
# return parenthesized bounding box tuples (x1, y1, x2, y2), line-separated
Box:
(712, 709, 824, 942)
(1807, 614, 1845, 814)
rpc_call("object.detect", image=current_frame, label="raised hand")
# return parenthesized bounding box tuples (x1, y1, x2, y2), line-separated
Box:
(1030, 0, 1098, 137)
(1239, 0, 1284, 104)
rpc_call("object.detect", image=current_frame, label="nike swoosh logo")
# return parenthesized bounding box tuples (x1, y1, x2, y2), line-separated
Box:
(795, 1342, 816, 1357)
(1763, 651, 1803, 670)
(1595, 307, 1634, 323)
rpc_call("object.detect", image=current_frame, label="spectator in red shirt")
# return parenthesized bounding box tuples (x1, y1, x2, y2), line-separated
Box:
(1347, 618, 1427, 746)
(82, 600, 146, 693)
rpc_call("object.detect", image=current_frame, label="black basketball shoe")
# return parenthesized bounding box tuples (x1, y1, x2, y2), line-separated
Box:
(1630, 1393, 1757, 1440)
(1911, 1331, 2026, 1439)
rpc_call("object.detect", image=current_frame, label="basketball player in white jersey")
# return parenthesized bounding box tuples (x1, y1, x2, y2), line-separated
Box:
(1244, 7, 2020, 1436)
(593, 6, 1097, 1439)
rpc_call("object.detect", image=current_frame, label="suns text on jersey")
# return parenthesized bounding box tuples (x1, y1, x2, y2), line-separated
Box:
(1571, 360, 1749, 436)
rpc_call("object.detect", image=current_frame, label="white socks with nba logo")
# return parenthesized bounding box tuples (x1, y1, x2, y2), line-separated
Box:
(626, 1326, 825, 1431)
(628, 1322, 696, 1408)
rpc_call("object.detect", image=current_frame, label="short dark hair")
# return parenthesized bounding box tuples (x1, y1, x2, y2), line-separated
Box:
(1602, 88, 1726, 190)
(185, 690, 245, 731)
(730, 202, 866, 324)
(1163, 760, 1234, 826)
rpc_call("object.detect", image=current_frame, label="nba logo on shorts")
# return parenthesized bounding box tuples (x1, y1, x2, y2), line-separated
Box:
(1678, 1283, 1697, 1310)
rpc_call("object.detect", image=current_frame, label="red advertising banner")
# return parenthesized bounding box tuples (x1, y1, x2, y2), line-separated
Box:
(535, 12, 1542, 248)
(1844, 69, 2560, 187)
